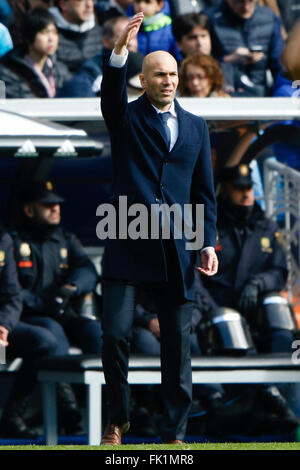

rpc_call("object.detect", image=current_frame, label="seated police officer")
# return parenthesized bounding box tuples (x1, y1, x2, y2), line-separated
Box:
(199, 163, 299, 432)
(0, 227, 25, 436)
(0, 180, 102, 438)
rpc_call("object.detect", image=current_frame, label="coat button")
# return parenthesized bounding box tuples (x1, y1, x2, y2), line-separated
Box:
(160, 184, 165, 189)
(155, 197, 161, 203)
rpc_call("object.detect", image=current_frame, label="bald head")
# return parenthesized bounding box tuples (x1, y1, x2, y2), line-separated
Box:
(139, 51, 179, 111)
(142, 50, 178, 74)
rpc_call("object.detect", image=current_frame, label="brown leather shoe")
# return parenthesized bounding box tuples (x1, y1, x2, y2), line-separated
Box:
(163, 440, 183, 444)
(100, 422, 130, 445)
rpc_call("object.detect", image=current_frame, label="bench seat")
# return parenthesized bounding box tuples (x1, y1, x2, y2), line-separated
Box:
(37, 352, 300, 445)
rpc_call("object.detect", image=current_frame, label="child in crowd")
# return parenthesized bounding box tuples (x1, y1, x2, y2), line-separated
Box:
(132, 0, 181, 61)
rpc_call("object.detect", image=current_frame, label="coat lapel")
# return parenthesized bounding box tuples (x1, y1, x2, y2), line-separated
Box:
(137, 93, 170, 152)
(170, 99, 188, 153)
(136, 94, 190, 154)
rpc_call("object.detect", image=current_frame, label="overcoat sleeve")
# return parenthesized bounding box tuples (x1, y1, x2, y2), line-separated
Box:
(100, 51, 129, 130)
(191, 120, 217, 249)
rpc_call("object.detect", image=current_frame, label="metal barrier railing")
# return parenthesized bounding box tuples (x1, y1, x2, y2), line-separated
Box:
(264, 159, 300, 306)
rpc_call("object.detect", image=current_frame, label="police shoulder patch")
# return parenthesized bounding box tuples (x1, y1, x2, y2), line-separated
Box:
(20, 243, 31, 257)
(60, 248, 68, 259)
(239, 164, 249, 176)
(261, 237, 270, 248)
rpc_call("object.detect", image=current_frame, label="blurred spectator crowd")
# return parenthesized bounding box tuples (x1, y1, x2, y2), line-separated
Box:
(0, 0, 299, 99)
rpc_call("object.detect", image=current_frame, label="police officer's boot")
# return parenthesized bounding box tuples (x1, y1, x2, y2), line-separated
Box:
(57, 383, 82, 434)
(0, 395, 38, 439)
(258, 386, 299, 432)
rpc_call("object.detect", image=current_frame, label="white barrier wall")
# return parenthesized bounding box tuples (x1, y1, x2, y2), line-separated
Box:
(0, 97, 300, 122)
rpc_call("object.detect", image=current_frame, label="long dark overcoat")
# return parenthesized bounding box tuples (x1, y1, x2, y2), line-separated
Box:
(100, 53, 217, 300)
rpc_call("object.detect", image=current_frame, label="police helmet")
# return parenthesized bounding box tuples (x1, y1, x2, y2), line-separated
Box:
(198, 307, 254, 356)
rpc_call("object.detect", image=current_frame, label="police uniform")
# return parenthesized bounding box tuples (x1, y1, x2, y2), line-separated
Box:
(207, 206, 287, 311)
(202, 164, 290, 352)
(11, 181, 101, 353)
(0, 227, 48, 439)
(0, 181, 102, 438)
(0, 228, 22, 335)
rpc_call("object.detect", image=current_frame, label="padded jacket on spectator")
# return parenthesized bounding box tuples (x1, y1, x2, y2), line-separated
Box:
(0, 22, 12, 58)
(137, 12, 181, 60)
(206, 1, 285, 96)
(0, 229, 22, 332)
(201, 199, 288, 309)
(49, 6, 103, 75)
(0, 47, 71, 98)
(11, 225, 98, 318)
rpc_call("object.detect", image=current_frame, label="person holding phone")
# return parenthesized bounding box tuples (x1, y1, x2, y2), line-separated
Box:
(206, 0, 285, 96)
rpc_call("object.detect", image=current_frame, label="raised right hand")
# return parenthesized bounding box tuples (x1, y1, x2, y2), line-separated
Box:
(114, 13, 144, 55)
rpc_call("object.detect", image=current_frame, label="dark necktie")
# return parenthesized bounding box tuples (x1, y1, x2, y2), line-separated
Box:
(160, 112, 171, 149)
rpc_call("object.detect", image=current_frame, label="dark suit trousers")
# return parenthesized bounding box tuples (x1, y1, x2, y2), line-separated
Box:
(101, 242, 194, 441)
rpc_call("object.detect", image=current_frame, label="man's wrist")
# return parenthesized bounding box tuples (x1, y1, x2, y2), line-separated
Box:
(200, 246, 215, 254)
(109, 49, 128, 68)
(114, 45, 128, 56)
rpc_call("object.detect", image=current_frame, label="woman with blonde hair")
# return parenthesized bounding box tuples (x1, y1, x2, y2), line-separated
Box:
(178, 52, 230, 97)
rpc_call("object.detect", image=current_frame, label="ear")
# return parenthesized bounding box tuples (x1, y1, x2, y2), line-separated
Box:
(23, 204, 34, 219)
(139, 73, 146, 89)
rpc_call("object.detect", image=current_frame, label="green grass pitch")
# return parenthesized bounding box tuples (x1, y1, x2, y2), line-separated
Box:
(1, 442, 300, 450)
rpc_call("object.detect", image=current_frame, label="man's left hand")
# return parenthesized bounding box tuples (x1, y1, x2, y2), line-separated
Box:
(197, 248, 218, 276)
